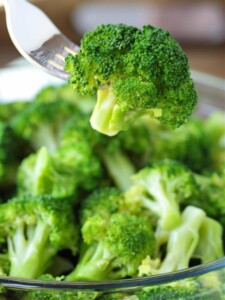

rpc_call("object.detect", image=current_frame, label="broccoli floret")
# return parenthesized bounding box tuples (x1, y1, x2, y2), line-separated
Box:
(11, 100, 79, 153)
(67, 213, 156, 281)
(0, 253, 9, 276)
(99, 293, 133, 300)
(138, 255, 161, 277)
(61, 114, 136, 191)
(65, 24, 197, 136)
(22, 274, 100, 300)
(0, 121, 30, 196)
(135, 279, 200, 300)
(147, 119, 212, 173)
(204, 111, 225, 172)
(193, 217, 224, 264)
(79, 187, 123, 224)
(189, 171, 225, 230)
(0, 194, 78, 278)
(124, 160, 198, 230)
(35, 84, 96, 114)
(159, 206, 206, 273)
(16, 147, 78, 199)
(0, 101, 28, 123)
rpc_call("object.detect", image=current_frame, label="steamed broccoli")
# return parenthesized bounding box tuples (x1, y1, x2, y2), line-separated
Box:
(0, 195, 78, 278)
(0, 121, 30, 197)
(16, 147, 78, 199)
(124, 160, 198, 230)
(135, 279, 202, 300)
(79, 187, 123, 224)
(11, 100, 79, 153)
(22, 274, 100, 300)
(61, 113, 136, 191)
(188, 171, 225, 230)
(159, 206, 206, 273)
(193, 217, 224, 264)
(0, 101, 28, 123)
(67, 213, 156, 281)
(65, 24, 197, 136)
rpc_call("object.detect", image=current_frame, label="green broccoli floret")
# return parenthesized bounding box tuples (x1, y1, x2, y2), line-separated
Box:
(35, 84, 96, 114)
(22, 274, 100, 300)
(147, 119, 212, 173)
(0, 101, 28, 123)
(16, 147, 78, 199)
(61, 113, 136, 191)
(189, 171, 225, 230)
(11, 99, 79, 153)
(0, 194, 78, 278)
(0, 121, 30, 196)
(193, 217, 224, 264)
(99, 293, 132, 300)
(79, 187, 123, 224)
(124, 160, 198, 230)
(135, 279, 200, 300)
(159, 206, 206, 273)
(65, 24, 197, 136)
(66, 212, 156, 281)
(204, 111, 225, 172)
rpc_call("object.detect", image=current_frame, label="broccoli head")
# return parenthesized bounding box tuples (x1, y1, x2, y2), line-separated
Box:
(65, 24, 197, 136)
(0, 194, 78, 278)
(66, 212, 156, 281)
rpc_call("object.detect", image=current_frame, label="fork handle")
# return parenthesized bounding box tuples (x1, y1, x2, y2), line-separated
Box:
(3, 0, 60, 53)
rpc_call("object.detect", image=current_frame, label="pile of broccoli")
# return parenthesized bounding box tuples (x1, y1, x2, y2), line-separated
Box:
(0, 23, 224, 300)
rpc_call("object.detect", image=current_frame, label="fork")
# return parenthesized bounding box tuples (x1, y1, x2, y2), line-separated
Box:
(3, 0, 80, 80)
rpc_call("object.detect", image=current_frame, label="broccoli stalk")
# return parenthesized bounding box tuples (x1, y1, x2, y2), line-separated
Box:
(100, 149, 135, 192)
(193, 217, 224, 264)
(0, 195, 78, 279)
(159, 206, 206, 273)
(8, 219, 55, 278)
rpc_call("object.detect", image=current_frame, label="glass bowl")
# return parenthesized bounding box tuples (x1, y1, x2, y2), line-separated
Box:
(0, 61, 225, 300)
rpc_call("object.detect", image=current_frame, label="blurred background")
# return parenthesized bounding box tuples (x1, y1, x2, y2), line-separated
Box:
(0, 0, 225, 78)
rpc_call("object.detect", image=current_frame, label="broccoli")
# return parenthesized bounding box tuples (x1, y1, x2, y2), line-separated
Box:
(135, 279, 201, 300)
(204, 111, 225, 172)
(65, 24, 197, 136)
(11, 99, 79, 153)
(193, 217, 224, 264)
(0, 101, 28, 123)
(35, 84, 96, 114)
(66, 213, 156, 281)
(0, 194, 78, 278)
(188, 171, 225, 231)
(147, 119, 212, 173)
(79, 187, 123, 224)
(61, 113, 136, 191)
(16, 147, 78, 199)
(22, 274, 100, 300)
(0, 121, 30, 197)
(159, 206, 206, 273)
(124, 160, 198, 230)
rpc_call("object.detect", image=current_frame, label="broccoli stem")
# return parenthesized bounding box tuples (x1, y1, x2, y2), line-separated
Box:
(8, 221, 55, 278)
(144, 175, 181, 230)
(90, 89, 126, 136)
(66, 242, 111, 281)
(159, 206, 206, 273)
(101, 150, 136, 192)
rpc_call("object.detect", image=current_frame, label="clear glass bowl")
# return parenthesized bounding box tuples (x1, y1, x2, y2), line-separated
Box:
(0, 62, 225, 299)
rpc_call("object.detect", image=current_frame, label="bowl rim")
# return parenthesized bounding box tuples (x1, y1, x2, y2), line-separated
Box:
(0, 258, 225, 291)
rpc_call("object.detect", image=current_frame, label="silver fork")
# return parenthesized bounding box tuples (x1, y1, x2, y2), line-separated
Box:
(3, 0, 80, 80)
